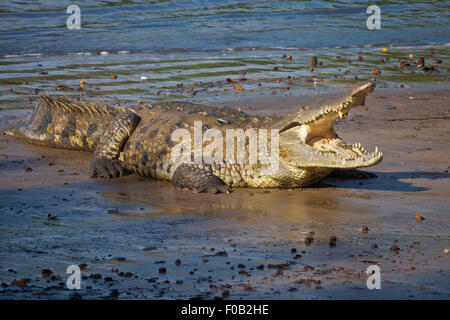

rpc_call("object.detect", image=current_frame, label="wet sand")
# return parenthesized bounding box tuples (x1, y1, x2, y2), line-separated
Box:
(0, 85, 449, 299)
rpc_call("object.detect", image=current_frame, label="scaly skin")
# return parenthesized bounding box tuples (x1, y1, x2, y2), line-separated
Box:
(5, 82, 382, 193)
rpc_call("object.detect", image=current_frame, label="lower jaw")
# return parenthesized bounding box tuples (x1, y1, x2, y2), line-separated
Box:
(284, 167, 334, 188)
(248, 167, 334, 188)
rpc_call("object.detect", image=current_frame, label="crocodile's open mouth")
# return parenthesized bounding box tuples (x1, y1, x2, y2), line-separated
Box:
(298, 106, 382, 165)
(279, 82, 382, 168)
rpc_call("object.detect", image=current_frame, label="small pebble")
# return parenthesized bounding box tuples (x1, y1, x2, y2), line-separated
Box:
(110, 289, 119, 298)
(42, 269, 53, 277)
(417, 57, 424, 68)
(158, 267, 167, 274)
(47, 213, 58, 221)
(329, 236, 337, 246)
(113, 257, 126, 262)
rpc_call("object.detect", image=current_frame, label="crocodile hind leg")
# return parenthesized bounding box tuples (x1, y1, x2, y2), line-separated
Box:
(172, 164, 231, 194)
(89, 112, 141, 179)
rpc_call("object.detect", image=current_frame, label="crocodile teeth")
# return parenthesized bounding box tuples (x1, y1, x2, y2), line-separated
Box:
(375, 146, 378, 154)
(338, 111, 343, 119)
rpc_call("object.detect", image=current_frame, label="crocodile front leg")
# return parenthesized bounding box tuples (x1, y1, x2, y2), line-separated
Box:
(89, 112, 141, 179)
(172, 164, 231, 194)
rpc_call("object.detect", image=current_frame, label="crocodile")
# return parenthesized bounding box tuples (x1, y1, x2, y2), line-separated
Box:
(5, 82, 382, 193)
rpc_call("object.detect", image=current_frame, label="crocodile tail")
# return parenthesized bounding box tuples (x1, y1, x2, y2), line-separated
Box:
(5, 93, 124, 151)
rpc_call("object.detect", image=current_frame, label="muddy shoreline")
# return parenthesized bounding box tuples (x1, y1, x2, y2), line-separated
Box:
(0, 86, 449, 299)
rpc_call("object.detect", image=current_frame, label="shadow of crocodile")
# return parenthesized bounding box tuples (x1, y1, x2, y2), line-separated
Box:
(324, 171, 449, 192)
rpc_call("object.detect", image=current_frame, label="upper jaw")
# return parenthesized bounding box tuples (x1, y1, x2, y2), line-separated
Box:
(279, 81, 376, 133)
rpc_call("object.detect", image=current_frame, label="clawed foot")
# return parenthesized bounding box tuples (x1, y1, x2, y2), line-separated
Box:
(194, 176, 232, 194)
(172, 164, 232, 194)
(89, 157, 124, 179)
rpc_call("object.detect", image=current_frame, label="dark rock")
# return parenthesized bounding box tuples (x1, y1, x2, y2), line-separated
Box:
(42, 269, 53, 277)
(158, 267, 167, 274)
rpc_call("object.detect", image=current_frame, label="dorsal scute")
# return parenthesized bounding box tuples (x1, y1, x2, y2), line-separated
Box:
(39, 94, 133, 117)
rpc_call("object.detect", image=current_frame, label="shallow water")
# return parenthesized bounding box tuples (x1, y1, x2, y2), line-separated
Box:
(0, 1, 449, 110)
(1, 1, 449, 55)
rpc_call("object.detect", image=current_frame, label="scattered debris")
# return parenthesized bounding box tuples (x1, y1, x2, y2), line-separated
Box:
(47, 213, 58, 221)
(416, 215, 425, 222)
(329, 236, 337, 247)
